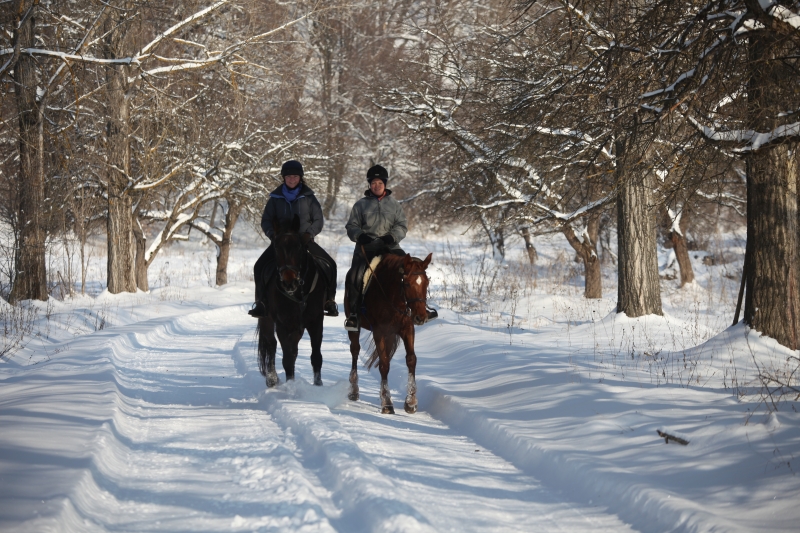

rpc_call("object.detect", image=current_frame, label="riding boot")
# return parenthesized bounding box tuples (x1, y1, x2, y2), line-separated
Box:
(344, 286, 360, 331)
(248, 301, 267, 318)
(324, 299, 339, 317)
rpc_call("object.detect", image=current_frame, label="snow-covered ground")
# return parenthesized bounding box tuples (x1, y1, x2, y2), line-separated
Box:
(1, 223, 798, 532)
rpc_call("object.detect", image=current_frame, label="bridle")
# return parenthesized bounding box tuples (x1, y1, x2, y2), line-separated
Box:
(399, 267, 433, 319)
(275, 236, 319, 307)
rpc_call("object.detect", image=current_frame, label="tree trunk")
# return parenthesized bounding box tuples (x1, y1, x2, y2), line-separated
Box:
(132, 217, 148, 291)
(520, 227, 537, 265)
(615, 135, 663, 317)
(661, 205, 695, 287)
(9, 0, 47, 303)
(744, 146, 800, 349)
(669, 231, 694, 287)
(741, 30, 800, 349)
(103, 13, 136, 294)
(216, 201, 241, 286)
(563, 214, 602, 299)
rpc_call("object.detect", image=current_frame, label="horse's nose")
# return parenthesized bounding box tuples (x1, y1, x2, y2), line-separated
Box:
(281, 279, 299, 294)
(413, 315, 426, 326)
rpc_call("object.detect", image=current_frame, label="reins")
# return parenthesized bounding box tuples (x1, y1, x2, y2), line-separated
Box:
(276, 240, 319, 309)
(360, 245, 429, 319)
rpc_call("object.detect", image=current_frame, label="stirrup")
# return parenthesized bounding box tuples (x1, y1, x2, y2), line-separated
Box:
(344, 314, 359, 332)
(324, 300, 339, 317)
(248, 301, 267, 318)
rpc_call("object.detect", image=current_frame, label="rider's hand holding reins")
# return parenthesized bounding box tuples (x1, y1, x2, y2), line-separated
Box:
(357, 233, 373, 245)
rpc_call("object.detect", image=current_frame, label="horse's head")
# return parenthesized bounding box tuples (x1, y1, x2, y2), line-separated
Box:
(401, 253, 433, 326)
(273, 214, 305, 295)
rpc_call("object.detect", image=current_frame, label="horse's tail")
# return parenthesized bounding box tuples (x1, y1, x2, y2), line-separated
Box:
(364, 332, 401, 370)
(256, 317, 266, 376)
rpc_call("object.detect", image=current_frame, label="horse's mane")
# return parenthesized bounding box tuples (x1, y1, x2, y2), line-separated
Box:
(363, 254, 411, 370)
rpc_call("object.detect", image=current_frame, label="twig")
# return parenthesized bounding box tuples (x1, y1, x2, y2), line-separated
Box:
(657, 429, 689, 445)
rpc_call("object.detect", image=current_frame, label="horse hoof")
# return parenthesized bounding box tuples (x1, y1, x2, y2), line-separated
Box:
(348, 392, 359, 401)
(381, 405, 395, 415)
(267, 374, 279, 388)
(404, 402, 417, 414)
(313, 375, 323, 387)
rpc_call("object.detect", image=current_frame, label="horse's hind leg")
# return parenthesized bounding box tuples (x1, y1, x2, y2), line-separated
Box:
(348, 330, 360, 401)
(307, 318, 323, 386)
(259, 317, 279, 388)
(400, 327, 418, 414)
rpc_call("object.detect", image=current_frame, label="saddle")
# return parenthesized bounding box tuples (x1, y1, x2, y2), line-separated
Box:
(362, 255, 382, 294)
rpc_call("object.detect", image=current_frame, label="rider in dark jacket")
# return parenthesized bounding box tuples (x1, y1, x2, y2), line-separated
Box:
(249, 160, 339, 318)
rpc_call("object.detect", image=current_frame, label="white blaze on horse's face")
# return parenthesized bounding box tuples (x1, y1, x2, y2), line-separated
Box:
(416, 277, 422, 286)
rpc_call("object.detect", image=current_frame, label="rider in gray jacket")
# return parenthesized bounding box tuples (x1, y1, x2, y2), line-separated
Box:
(343, 164, 409, 330)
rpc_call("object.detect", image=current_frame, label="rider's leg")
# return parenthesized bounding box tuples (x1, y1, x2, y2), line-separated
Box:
(306, 240, 339, 316)
(344, 255, 367, 331)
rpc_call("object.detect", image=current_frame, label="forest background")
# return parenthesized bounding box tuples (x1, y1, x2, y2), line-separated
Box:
(1, 0, 799, 404)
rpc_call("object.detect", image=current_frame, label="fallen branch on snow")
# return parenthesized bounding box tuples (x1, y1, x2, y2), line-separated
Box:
(657, 429, 689, 445)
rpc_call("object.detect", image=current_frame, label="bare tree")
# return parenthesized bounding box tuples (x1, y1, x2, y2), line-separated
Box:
(639, 0, 800, 348)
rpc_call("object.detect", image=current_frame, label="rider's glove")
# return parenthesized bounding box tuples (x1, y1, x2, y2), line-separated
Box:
(301, 232, 313, 244)
(379, 234, 395, 245)
(357, 233, 373, 245)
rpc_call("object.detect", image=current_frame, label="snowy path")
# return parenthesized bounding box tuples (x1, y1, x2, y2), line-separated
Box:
(0, 304, 635, 532)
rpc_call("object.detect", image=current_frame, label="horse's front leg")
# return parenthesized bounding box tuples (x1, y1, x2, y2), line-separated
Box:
(259, 316, 279, 388)
(400, 325, 418, 414)
(276, 323, 300, 381)
(348, 330, 360, 401)
(376, 333, 395, 414)
(307, 315, 323, 386)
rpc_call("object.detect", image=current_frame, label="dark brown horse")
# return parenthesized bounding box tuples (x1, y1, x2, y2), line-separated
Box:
(346, 252, 433, 414)
(257, 215, 326, 388)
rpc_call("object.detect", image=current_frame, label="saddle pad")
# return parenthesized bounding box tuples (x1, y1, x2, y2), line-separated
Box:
(362, 255, 382, 293)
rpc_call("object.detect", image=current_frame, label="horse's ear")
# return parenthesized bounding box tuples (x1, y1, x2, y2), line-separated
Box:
(291, 214, 300, 233)
(403, 254, 414, 271)
(422, 253, 432, 269)
(272, 217, 281, 235)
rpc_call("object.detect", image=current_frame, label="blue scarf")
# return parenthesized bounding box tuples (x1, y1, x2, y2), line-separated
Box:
(281, 184, 301, 202)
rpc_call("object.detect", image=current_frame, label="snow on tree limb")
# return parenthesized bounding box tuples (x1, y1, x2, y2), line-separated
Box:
(687, 116, 800, 153)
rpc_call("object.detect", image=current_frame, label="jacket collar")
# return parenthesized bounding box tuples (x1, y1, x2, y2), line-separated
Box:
(271, 183, 314, 199)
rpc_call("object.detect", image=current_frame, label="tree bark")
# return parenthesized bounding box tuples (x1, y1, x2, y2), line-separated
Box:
(615, 134, 663, 317)
(103, 12, 136, 294)
(215, 201, 241, 286)
(661, 206, 695, 287)
(133, 217, 148, 291)
(9, 0, 47, 303)
(669, 230, 694, 287)
(520, 227, 537, 265)
(563, 214, 602, 299)
(741, 30, 800, 350)
(744, 145, 800, 348)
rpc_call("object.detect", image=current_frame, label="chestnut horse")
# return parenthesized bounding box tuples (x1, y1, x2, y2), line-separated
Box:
(257, 216, 326, 388)
(346, 252, 433, 414)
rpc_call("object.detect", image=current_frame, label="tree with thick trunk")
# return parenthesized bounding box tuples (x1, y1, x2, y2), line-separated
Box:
(615, 134, 663, 317)
(9, 0, 47, 303)
(102, 8, 136, 294)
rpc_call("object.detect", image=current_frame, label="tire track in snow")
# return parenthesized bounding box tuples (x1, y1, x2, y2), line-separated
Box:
(234, 316, 637, 533)
(0, 307, 340, 532)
